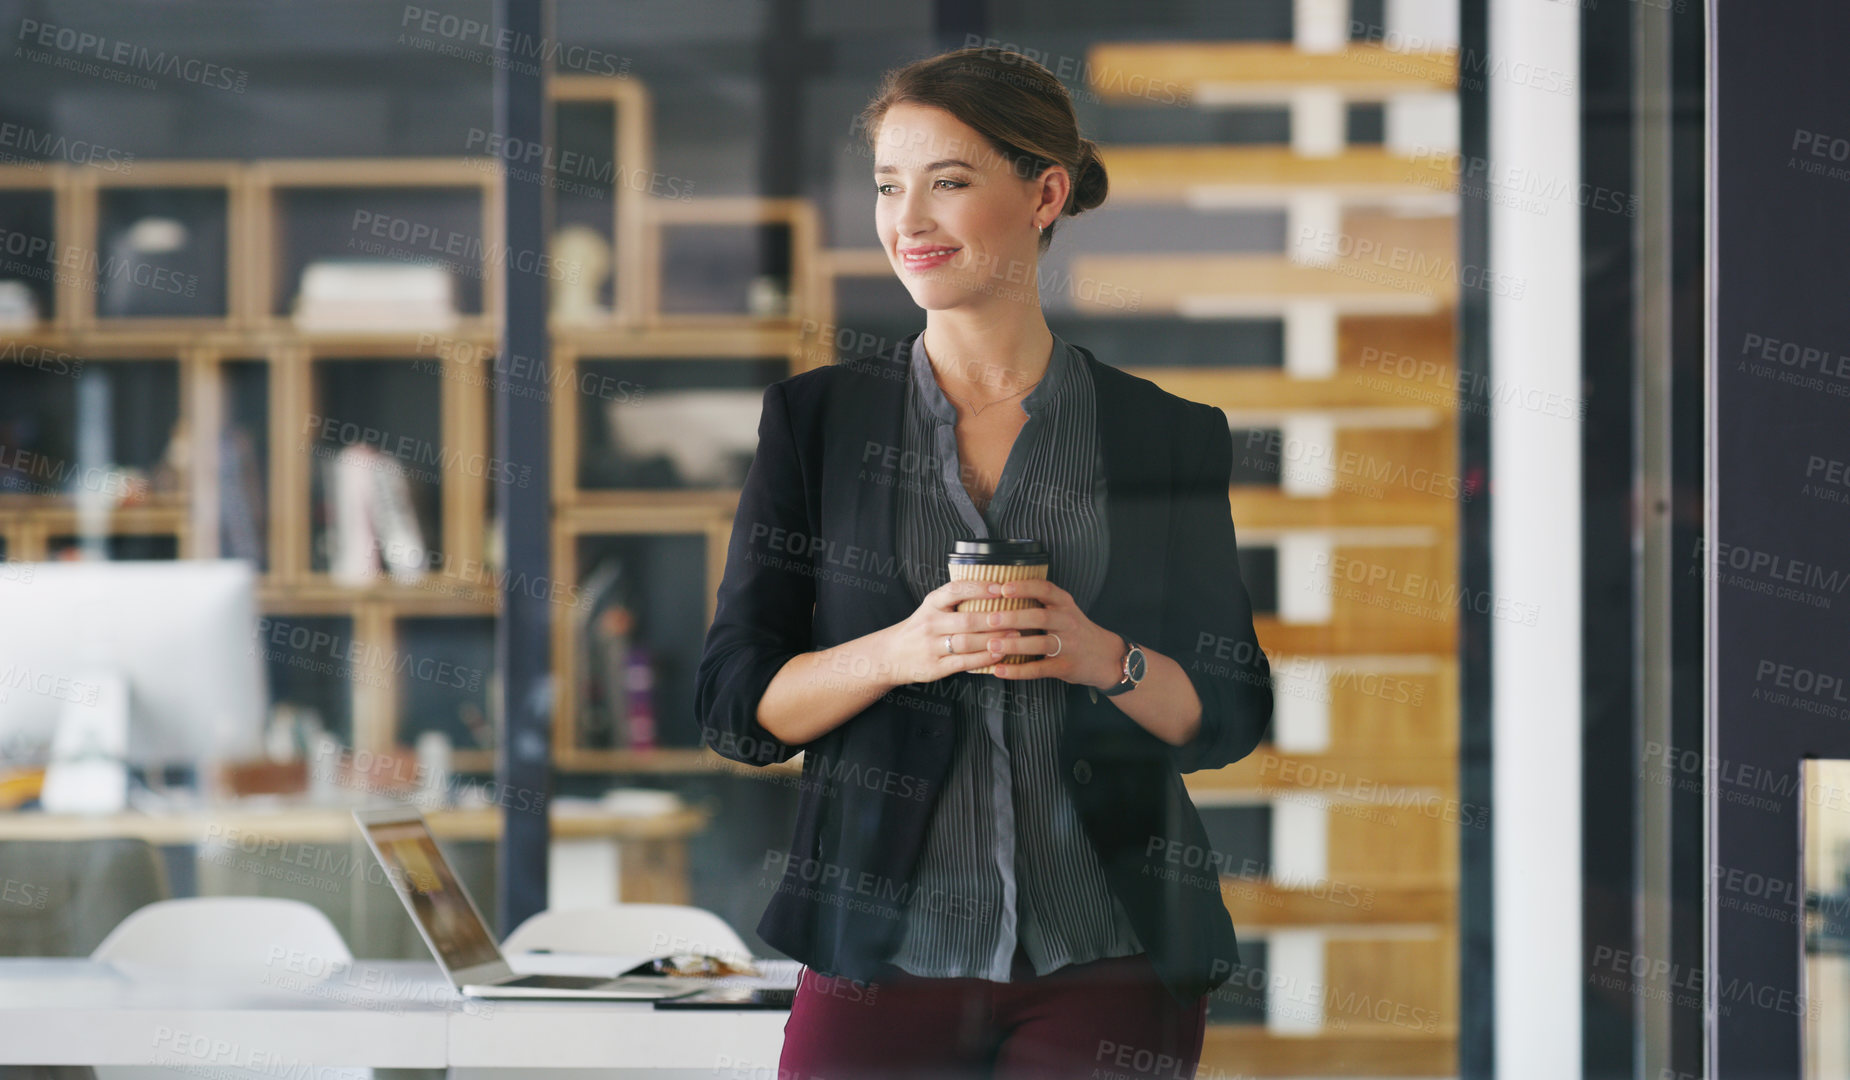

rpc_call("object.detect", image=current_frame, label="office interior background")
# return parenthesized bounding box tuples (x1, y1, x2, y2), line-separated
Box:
(1, 0, 1846, 1076)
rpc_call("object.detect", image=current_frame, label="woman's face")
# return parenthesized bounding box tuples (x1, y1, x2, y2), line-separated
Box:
(872, 102, 1069, 315)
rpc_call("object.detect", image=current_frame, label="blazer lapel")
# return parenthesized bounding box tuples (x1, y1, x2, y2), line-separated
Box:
(1081, 347, 1168, 643)
(822, 334, 920, 638)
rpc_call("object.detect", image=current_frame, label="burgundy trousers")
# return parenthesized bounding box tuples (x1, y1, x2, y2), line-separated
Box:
(776, 946, 1209, 1080)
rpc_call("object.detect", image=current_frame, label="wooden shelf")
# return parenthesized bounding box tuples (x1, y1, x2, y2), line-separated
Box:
(1100, 145, 1457, 203)
(1220, 878, 1456, 926)
(556, 747, 722, 774)
(1254, 616, 1454, 656)
(1087, 41, 1457, 103)
(257, 580, 498, 616)
(1133, 366, 1459, 413)
(0, 494, 187, 512)
(1226, 488, 1456, 531)
(1198, 1027, 1453, 1077)
(1067, 254, 1455, 316)
(553, 324, 804, 357)
(1185, 750, 1456, 797)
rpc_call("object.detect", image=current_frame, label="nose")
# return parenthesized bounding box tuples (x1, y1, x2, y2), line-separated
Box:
(892, 189, 932, 241)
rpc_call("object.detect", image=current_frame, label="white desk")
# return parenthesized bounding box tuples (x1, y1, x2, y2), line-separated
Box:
(0, 958, 790, 1075)
(448, 997, 790, 1076)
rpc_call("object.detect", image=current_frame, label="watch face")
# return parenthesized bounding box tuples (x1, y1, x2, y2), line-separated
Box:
(1126, 646, 1147, 682)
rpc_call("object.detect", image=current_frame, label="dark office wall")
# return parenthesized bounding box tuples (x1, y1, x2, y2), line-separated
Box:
(1712, 1, 1850, 1075)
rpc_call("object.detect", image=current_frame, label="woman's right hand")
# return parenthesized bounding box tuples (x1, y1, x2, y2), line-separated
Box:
(877, 579, 1022, 685)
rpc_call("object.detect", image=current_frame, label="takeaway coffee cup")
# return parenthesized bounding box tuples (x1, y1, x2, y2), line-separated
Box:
(949, 538, 1049, 675)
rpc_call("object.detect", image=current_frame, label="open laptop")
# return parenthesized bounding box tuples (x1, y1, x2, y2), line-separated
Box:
(353, 806, 705, 1000)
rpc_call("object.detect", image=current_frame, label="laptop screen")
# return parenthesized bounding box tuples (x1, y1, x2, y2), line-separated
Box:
(362, 817, 502, 974)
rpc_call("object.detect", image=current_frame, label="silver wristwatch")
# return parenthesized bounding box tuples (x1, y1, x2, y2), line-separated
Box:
(1100, 636, 1146, 697)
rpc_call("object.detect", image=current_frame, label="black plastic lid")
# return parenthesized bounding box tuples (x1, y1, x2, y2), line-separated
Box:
(949, 538, 1048, 565)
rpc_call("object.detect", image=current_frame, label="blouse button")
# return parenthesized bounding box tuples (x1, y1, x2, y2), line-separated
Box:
(1072, 759, 1093, 784)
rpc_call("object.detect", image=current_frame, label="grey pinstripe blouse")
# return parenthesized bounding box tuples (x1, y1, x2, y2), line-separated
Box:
(886, 331, 1145, 981)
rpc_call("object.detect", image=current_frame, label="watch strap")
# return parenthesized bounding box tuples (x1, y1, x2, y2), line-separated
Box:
(1101, 636, 1141, 697)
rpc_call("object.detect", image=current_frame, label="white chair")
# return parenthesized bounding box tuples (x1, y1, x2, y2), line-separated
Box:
(502, 903, 751, 964)
(93, 897, 369, 1080)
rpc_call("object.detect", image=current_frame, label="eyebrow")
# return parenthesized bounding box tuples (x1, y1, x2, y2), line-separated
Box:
(874, 158, 978, 175)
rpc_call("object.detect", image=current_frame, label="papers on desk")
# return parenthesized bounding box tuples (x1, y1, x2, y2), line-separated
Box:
(508, 950, 802, 990)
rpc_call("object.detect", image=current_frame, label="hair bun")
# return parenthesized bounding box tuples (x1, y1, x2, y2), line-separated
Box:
(1069, 138, 1109, 215)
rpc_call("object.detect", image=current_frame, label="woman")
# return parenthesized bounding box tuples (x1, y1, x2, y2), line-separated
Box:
(695, 46, 1273, 1080)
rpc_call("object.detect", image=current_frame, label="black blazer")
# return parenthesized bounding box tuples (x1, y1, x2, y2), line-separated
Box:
(694, 332, 1274, 1005)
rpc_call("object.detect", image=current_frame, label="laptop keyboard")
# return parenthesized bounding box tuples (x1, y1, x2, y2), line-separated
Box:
(500, 973, 622, 990)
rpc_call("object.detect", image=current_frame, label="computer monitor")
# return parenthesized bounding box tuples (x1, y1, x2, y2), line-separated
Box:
(0, 559, 266, 772)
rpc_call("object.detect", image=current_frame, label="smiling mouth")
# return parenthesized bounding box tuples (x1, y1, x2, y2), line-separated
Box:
(900, 246, 961, 270)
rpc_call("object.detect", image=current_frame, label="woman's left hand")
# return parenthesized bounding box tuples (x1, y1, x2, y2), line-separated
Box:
(978, 578, 1122, 690)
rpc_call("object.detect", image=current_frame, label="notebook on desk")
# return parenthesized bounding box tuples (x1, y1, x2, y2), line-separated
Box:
(353, 806, 707, 1000)
(654, 985, 796, 1009)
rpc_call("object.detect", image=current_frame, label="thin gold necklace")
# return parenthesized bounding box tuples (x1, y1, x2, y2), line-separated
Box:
(943, 375, 1042, 418)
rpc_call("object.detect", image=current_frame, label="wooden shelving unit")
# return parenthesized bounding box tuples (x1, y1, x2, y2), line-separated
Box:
(0, 74, 819, 777)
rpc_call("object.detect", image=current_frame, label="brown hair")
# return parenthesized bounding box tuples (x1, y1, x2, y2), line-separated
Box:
(858, 46, 1108, 253)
